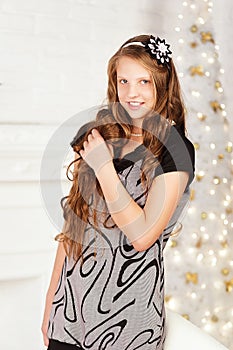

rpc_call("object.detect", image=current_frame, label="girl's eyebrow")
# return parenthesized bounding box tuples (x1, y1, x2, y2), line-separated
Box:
(117, 75, 151, 80)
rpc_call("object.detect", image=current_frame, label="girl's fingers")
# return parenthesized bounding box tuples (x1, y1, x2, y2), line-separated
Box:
(43, 334, 49, 347)
(41, 326, 49, 346)
(83, 141, 88, 149)
(87, 133, 93, 142)
(91, 128, 101, 138)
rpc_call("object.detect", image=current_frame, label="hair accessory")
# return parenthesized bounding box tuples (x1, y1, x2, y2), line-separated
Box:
(145, 36, 172, 65)
(122, 35, 172, 67)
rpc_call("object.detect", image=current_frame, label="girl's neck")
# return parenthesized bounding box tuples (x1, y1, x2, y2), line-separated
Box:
(131, 125, 143, 133)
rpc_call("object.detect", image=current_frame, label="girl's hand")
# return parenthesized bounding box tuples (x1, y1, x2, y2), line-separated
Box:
(79, 129, 113, 175)
(41, 319, 49, 347)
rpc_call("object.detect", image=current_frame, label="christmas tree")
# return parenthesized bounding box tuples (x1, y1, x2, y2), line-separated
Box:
(164, 1, 233, 348)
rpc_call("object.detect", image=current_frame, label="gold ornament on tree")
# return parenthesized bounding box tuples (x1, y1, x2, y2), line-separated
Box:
(197, 113, 207, 121)
(182, 314, 190, 320)
(190, 189, 195, 201)
(201, 212, 208, 219)
(221, 240, 228, 248)
(210, 100, 222, 112)
(195, 238, 202, 248)
(218, 154, 224, 160)
(165, 295, 172, 303)
(196, 172, 205, 181)
(215, 81, 224, 93)
(211, 315, 219, 323)
(200, 31, 215, 44)
(224, 278, 233, 292)
(185, 272, 198, 284)
(225, 207, 233, 215)
(170, 239, 177, 248)
(190, 65, 204, 76)
(190, 24, 198, 33)
(225, 142, 233, 153)
(215, 81, 221, 88)
(190, 41, 198, 48)
(221, 268, 230, 276)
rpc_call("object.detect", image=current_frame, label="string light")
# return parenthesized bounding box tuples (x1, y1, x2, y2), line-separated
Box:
(221, 103, 226, 110)
(198, 17, 205, 24)
(192, 90, 200, 97)
(208, 57, 215, 64)
(203, 233, 210, 240)
(209, 212, 216, 220)
(210, 143, 216, 149)
(191, 292, 197, 299)
(222, 110, 227, 117)
(197, 253, 204, 262)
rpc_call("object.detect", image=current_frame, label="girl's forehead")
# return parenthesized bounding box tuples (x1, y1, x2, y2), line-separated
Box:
(116, 56, 151, 77)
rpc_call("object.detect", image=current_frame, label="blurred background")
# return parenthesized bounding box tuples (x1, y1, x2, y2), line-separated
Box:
(0, 0, 232, 349)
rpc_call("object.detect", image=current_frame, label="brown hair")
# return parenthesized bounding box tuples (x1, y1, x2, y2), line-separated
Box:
(56, 34, 186, 262)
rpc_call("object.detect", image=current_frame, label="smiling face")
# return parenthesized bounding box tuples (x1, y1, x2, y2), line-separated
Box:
(116, 56, 156, 125)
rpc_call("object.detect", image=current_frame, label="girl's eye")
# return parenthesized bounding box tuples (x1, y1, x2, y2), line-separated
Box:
(141, 79, 150, 85)
(119, 79, 128, 84)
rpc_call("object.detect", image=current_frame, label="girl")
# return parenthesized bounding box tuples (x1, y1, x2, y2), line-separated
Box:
(42, 34, 195, 350)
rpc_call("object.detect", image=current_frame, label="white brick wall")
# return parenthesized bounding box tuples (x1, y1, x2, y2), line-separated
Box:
(0, 0, 165, 124)
(0, 1, 164, 349)
(0, 1, 232, 349)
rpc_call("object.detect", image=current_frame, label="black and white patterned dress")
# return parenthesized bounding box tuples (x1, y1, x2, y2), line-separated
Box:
(47, 125, 195, 350)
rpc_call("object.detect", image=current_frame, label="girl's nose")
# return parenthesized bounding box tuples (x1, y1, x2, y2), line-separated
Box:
(127, 84, 139, 99)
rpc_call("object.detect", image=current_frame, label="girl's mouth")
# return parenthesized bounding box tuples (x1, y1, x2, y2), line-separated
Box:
(127, 101, 144, 110)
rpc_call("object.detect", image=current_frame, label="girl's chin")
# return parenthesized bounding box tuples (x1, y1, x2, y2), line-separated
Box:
(121, 103, 151, 119)
(125, 108, 149, 120)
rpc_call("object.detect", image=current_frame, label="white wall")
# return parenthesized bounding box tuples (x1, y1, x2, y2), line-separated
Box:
(0, 1, 232, 350)
(0, 1, 164, 349)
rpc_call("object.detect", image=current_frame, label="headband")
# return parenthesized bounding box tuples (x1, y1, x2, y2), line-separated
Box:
(122, 35, 172, 67)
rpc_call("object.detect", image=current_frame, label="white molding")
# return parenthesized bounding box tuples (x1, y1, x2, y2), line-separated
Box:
(0, 249, 55, 281)
(0, 124, 74, 182)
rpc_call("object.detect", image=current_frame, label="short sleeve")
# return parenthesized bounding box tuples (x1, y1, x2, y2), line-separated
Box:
(153, 125, 195, 187)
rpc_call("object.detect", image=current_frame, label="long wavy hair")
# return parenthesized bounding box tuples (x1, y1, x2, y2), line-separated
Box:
(56, 34, 186, 262)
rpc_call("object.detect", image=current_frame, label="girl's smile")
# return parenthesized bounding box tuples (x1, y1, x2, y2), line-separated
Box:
(127, 101, 145, 110)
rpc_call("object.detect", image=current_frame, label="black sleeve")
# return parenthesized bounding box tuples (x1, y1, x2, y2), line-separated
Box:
(153, 125, 195, 187)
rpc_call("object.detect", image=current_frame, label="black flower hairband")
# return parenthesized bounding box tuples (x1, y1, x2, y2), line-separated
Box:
(123, 35, 172, 67)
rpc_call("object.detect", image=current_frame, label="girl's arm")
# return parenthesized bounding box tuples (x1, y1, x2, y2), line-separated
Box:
(41, 148, 80, 346)
(80, 129, 189, 252)
(97, 162, 188, 251)
(41, 242, 66, 346)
